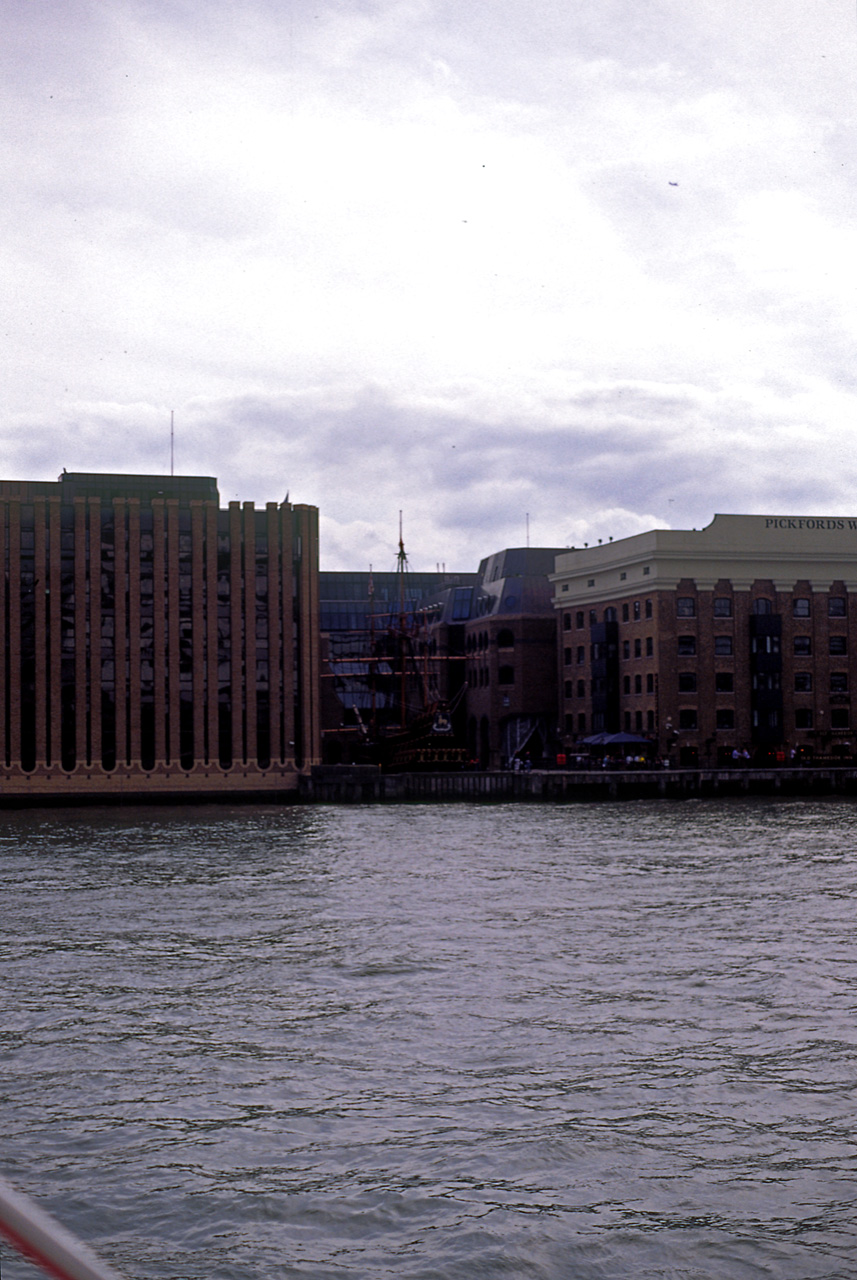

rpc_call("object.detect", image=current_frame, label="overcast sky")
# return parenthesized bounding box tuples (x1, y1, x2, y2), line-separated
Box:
(4, 0, 857, 570)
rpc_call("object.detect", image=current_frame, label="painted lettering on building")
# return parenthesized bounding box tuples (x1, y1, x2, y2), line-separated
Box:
(765, 518, 857, 531)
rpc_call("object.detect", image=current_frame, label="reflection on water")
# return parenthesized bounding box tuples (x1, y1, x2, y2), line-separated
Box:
(3, 799, 857, 1278)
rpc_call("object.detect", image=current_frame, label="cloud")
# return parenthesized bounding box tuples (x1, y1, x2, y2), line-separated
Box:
(3, 0, 857, 571)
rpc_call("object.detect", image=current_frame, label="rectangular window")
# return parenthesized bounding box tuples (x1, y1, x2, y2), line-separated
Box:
(634, 601, 641, 620)
(563, 613, 571, 631)
(795, 708, 813, 729)
(645, 599, 652, 619)
(646, 673, 654, 693)
(634, 674, 642, 694)
(577, 647, 585, 664)
(713, 597, 732, 617)
(830, 635, 847, 655)
(715, 672, 733, 693)
(646, 636, 653, 656)
(794, 672, 812, 692)
(676, 597, 695, 617)
(716, 709, 734, 730)
(831, 708, 850, 728)
(714, 636, 733, 655)
(678, 672, 697, 692)
(623, 640, 630, 659)
(576, 611, 584, 628)
(793, 598, 810, 617)
(622, 603, 629, 621)
(829, 597, 847, 617)
(794, 636, 812, 656)
(587, 578, 595, 587)
(831, 672, 848, 692)
(634, 638, 642, 658)
(677, 635, 696, 656)
(679, 709, 698, 730)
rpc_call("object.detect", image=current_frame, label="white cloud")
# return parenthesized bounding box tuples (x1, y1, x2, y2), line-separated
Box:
(3, 0, 857, 568)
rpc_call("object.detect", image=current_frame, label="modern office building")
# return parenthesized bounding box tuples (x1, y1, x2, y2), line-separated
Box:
(0, 471, 320, 800)
(552, 514, 857, 763)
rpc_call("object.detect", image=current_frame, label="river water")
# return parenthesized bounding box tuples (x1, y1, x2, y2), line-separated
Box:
(3, 799, 857, 1279)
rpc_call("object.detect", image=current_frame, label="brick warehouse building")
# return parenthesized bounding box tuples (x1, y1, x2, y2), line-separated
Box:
(0, 472, 321, 801)
(551, 515, 857, 765)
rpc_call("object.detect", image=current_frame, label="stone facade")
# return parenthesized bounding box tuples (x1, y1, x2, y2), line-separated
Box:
(0, 472, 321, 800)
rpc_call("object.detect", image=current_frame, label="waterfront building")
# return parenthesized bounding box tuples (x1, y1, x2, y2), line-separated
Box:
(412, 547, 562, 769)
(551, 514, 857, 764)
(0, 472, 320, 800)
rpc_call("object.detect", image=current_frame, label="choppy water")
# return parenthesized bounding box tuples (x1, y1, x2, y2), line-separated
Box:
(3, 799, 857, 1279)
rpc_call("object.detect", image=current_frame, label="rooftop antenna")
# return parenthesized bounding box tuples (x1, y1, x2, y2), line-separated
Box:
(170, 410, 174, 477)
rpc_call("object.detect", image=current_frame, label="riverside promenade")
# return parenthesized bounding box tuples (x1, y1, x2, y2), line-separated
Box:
(300, 763, 857, 804)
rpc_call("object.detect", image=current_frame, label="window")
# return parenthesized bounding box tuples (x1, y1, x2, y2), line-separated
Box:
(623, 675, 631, 694)
(715, 673, 733, 693)
(576, 611, 584, 628)
(645, 599, 653, 619)
(498, 665, 515, 685)
(497, 628, 514, 648)
(678, 672, 697, 692)
(831, 708, 850, 728)
(587, 579, 595, 588)
(793, 598, 810, 617)
(716, 709, 734, 730)
(646, 636, 653, 657)
(794, 636, 812, 656)
(622, 603, 629, 622)
(713, 597, 732, 617)
(577, 679, 585, 697)
(830, 635, 847, 655)
(677, 635, 696, 655)
(677, 597, 695, 617)
(564, 647, 572, 666)
(753, 598, 773, 614)
(679, 709, 698, 730)
(564, 680, 573, 698)
(646, 673, 654, 693)
(563, 613, 571, 631)
(623, 640, 630, 659)
(634, 674, 642, 694)
(829, 597, 847, 617)
(831, 672, 848, 692)
(589, 610, 597, 624)
(714, 636, 733, 656)
(795, 708, 813, 729)
(795, 672, 812, 692)
(604, 607, 617, 622)
(634, 638, 642, 658)
(577, 647, 585, 664)
(634, 601, 641, 620)
(620, 572, 627, 581)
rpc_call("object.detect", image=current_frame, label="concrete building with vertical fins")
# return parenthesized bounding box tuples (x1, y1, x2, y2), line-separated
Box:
(0, 472, 321, 802)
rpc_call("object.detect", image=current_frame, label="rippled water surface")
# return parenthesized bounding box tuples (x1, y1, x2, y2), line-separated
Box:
(3, 799, 857, 1279)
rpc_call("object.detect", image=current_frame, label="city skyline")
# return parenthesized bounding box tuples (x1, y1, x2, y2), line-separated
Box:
(4, 0, 857, 571)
